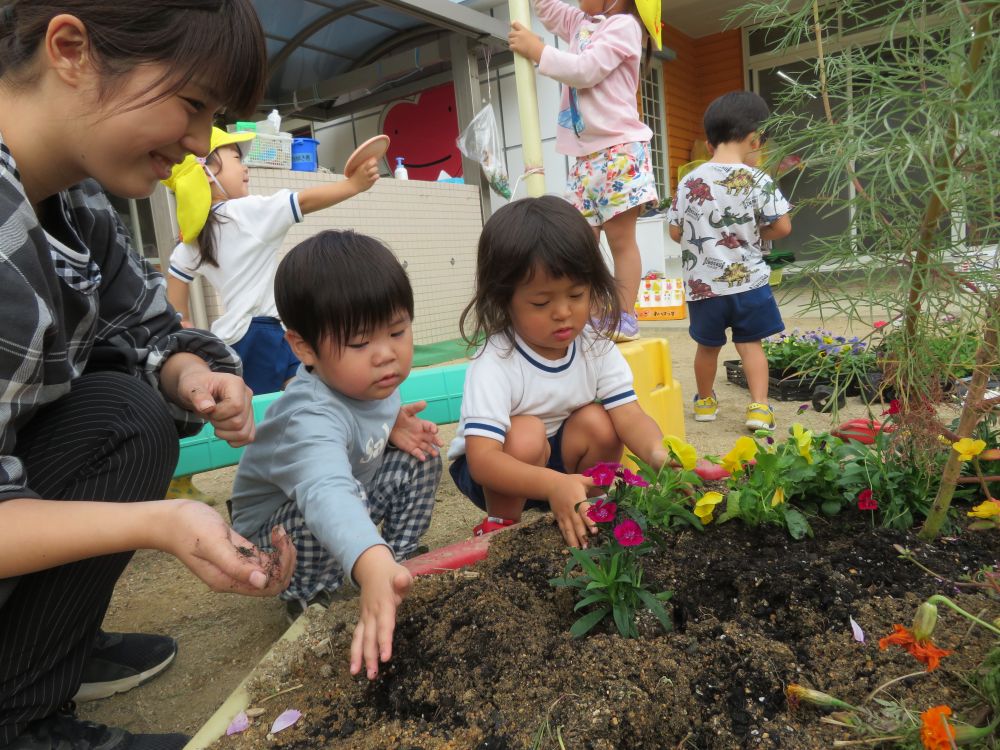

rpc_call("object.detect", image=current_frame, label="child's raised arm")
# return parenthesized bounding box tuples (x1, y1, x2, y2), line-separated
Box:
(607, 402, 669, 469)
(531, 0, 584, 43)
(534, 15, 640, 89)
(297, 157, 379, 215)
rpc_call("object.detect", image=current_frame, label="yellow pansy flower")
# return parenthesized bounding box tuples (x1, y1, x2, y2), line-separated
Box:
(721, 436, 758, 474)
(771, 487, 786, 506)
(967, 499, 1000, 519)
(694, 491, 724, 524)
(792, 423, 813, 464)
(663, 435, 697, 471)
(952, 438, 987, 462)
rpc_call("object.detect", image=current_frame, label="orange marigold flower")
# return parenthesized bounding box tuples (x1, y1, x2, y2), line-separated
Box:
(920, 705, 955, 750)
(878, 624, 953, 672)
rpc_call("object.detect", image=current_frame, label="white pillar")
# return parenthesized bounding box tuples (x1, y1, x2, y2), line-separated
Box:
(508, 0, 546, 197)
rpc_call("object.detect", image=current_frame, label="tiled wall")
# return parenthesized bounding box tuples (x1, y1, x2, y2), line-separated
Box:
(200, 169, 483, 345)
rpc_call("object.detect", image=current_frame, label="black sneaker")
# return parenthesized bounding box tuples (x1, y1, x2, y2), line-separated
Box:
(4, 703, 188, 750)
(73, 632, 177, 703)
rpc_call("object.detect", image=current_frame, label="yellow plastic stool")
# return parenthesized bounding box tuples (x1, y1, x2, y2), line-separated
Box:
(615, 338, 686, 470)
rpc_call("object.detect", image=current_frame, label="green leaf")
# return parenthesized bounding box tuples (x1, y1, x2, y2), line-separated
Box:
(611, 604, 635, 638)
(574, 592, 611, 611)
(820, 499, 842, 516)
(570, 607, 610, 638)
(637, 589, 674, 632)
(784, 508, 812, 540)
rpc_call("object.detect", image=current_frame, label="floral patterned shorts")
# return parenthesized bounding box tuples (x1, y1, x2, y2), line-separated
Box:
(567, 141, 659, 226)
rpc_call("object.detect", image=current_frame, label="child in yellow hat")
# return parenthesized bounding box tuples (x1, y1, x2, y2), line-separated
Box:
(162, 126, 378, 501)
(162, 126, 379, 395)
(509, 0, 662, 343)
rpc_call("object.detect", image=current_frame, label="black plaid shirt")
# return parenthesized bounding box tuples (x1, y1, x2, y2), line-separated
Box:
(0, 137, 241, 501)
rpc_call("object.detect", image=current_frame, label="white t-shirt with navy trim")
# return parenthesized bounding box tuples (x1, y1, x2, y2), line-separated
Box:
(448, 327, 638, 459)
(168, 189, 303, 345)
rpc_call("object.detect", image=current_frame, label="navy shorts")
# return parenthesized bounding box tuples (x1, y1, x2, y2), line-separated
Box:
(231, 317, 300, 395)
(687, 284, 784, 347)
(449, 422, 567, 512)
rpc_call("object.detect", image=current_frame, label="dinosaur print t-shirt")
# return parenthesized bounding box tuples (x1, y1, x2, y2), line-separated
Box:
(667, 163, 790, 300)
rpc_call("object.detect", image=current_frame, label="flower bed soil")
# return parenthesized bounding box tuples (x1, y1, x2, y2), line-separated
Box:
(217, 516, 997, 750)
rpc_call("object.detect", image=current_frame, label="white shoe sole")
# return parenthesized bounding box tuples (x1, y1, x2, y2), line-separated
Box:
(694, 414, 717, 422)
(746, 420, 775, 430)
(73, 651, 176, 702)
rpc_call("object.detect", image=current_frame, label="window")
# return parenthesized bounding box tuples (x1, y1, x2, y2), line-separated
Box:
(638, 65, 668, 198)
(107, 196, 161, 266)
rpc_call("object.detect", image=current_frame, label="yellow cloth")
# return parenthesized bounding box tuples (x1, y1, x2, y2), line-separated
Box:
(634, 0, 662, 50)
(161, 127, 256, 243)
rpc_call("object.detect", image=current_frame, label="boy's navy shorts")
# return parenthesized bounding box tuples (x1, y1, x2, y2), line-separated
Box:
(231, 316, 300, 395)
(687, 284, 784, 347)
(449, 422, 567, 512)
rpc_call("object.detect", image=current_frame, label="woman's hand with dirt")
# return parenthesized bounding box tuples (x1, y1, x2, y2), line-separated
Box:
(546, 472, 596, 549)
(162, 353, 255, 447)
(159, 500, 295, 595)
(349, 544, 412, 680)
(389, 401, 444, 461)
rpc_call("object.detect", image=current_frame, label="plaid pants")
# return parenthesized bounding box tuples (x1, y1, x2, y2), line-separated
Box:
(252, 448, 441, 601)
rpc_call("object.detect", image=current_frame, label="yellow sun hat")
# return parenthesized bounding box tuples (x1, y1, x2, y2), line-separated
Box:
(634, 0, 662, 50)
(161, 127, 256, 243)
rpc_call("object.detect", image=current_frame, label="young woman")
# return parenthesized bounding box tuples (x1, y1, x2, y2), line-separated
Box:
(0, 3, 294, 749)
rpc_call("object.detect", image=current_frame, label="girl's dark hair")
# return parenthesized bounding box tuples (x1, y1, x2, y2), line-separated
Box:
(0, 0, 266, 118)
(460, 196, 618, 348)
(195, 147, 233, 268)
(703, 91, 771, 148)
(275, 230, 415, 354)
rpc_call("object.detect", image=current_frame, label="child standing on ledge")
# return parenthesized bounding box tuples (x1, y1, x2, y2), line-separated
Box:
(509, 0, 663, 342)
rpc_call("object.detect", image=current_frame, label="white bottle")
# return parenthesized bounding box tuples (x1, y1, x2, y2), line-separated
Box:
(267, 109, 281, 134)
(394, 157, 408, 180)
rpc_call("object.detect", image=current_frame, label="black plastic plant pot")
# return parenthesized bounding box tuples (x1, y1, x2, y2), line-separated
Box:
(811, 384, 848, 413)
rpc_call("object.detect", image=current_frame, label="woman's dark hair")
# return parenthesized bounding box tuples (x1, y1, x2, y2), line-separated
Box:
(703, 91, 771, 148)
(460, 196, 618, 348)
(0, 0, 266, 118)
(275, 230, 415, 353)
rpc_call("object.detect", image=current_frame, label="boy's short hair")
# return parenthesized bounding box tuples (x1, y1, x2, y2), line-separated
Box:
(275, 230, 414, 352)
(703, 91, 770, 148)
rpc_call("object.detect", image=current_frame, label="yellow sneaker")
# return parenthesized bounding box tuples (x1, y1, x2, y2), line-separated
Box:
(693, 393, 718, 422)
(165, 475, 211, 502)
(745, 403, 775, 431)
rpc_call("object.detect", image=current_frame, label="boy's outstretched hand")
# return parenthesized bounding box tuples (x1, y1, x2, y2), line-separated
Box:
(390, 401, 444, 461)
(546, 472, 596, 549)
(350, 545, 413, 680)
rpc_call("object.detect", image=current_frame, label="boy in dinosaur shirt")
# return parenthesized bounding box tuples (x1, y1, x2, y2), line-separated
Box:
(667, 91, 792, 431)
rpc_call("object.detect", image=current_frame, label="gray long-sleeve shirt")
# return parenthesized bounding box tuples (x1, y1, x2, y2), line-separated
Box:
(230, 365, 399, 579)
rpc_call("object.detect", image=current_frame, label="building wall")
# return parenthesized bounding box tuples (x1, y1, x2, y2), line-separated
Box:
(199, 168, 482, 345)
(661, 25, 744, 190)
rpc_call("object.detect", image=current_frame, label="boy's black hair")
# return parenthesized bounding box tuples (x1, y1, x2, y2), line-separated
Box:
(703, 91, 770, 148)
(459, 195, 619, 347)
(275, 230, 414, 353)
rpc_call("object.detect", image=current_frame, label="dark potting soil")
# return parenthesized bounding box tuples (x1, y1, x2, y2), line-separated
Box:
(219, 515, 998, 750)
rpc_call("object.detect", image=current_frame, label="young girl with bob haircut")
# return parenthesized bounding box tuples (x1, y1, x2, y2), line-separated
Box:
(0, 3, 295, 749)
(450, 196, 670, 548)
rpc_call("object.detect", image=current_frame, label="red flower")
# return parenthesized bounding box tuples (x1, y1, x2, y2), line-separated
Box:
(878, 624, 952, 671)
(881, 399, 901, 416)
(857, 489, 878, 511)
(873, 320, 888, 329)
(620, 468, 649, 487)
(586, 498, 617, 524)
(919, 705, 955, 750)
(613, 519, 644, 547)
(582, 462, 620, 486)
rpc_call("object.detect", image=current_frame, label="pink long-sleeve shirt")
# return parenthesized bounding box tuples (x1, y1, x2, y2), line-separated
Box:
(534, 0, 652, 157)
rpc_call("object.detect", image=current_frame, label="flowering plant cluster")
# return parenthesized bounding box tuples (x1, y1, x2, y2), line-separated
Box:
(763, 329, 877, 381)
(549, 461, 674, 639)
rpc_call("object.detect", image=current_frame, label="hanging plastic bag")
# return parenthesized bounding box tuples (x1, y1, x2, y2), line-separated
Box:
(456, 103, 511, 199)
